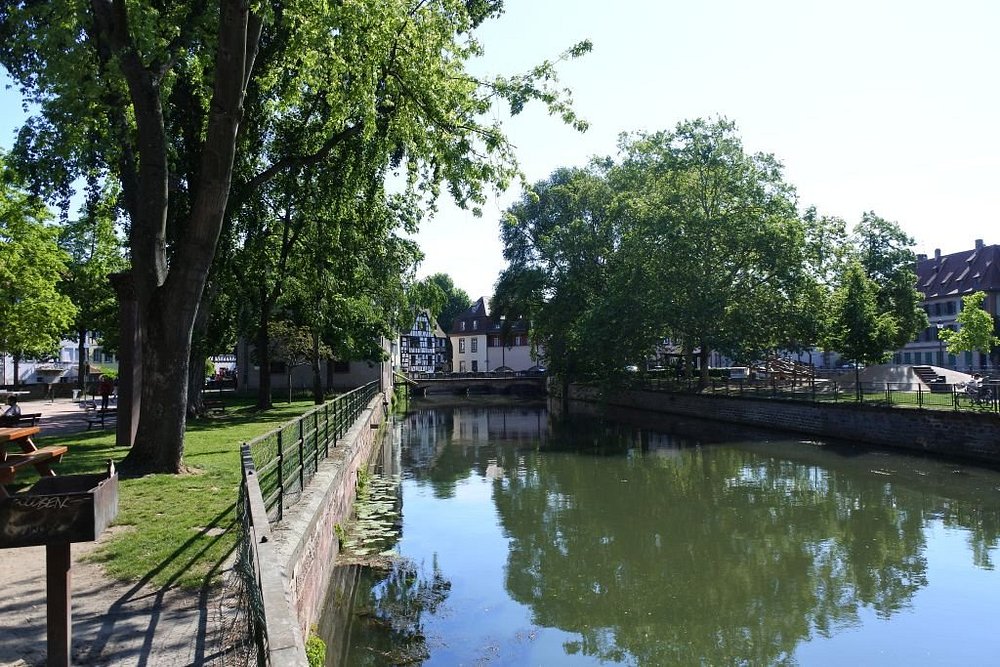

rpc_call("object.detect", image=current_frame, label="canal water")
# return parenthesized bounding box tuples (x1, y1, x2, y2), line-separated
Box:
(318, 401, 1000, 665)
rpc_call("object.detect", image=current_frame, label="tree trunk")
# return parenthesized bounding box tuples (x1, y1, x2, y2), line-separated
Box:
(92, 0, 263, 474)
(11, 355, 20, 388)
(698, 343, 710, 387)
(311, 331, 323, 404)
(76, 330, 88, 391)
(256, 308, 272, 409)
(120, 295, 196, 474)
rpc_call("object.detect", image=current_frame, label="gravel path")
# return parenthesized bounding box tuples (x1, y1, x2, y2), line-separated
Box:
(1, 399, 232, 666)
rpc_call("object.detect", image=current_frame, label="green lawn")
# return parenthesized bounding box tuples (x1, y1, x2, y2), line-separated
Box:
(26, 397, 318, 590)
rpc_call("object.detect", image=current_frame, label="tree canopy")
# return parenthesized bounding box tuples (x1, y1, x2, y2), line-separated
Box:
(0, 0, 589, 472)
(0, 154, 77, 377)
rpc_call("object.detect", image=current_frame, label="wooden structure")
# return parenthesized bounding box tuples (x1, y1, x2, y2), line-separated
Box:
(0, 427, 118, 666)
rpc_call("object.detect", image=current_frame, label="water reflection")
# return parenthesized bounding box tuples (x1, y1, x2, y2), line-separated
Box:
(322, 403, 1000, 665)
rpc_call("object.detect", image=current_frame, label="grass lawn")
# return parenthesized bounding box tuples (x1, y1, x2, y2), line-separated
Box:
(24, 396, 318, 591)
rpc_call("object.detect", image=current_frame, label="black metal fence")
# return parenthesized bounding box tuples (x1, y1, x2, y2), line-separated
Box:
(243, 380, 379, 524)
(633, 376, 1000, 414)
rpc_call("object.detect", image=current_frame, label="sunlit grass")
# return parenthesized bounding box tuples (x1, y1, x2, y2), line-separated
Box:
(26, 396, 318, 590)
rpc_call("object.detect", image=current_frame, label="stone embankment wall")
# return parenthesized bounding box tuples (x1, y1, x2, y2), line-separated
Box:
(272, 393, 388, 640)
(566, 385, 1000, 466)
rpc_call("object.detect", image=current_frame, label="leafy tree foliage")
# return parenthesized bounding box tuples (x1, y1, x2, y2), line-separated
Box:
(424, 273, 471, 334)
(849, 212, 927, 350)
(824, 260, 898, 382)
(611, 119, 806, 380)
(0, 0, 588, 472)
(58, 191, 128, 389)
(939, 291, 1000, 366)
(493, 165, 617, 381)
(0, 155, 77, 384)
(495, 120, 812, 384)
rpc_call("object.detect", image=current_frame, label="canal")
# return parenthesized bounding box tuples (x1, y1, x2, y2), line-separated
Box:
(318, 400, 1000, 665)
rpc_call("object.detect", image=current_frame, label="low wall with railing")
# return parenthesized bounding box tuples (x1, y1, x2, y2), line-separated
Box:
(235, 381, 385, 666)
(566, 383, 1000, 466)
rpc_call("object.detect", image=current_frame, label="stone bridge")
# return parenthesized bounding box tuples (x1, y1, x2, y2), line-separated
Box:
(402, 372, 547, 396)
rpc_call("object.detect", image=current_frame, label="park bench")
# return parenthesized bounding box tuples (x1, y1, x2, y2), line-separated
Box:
(0, 445, 68, 487)
(84, 408, 117, 430)
(203, 400, 226, 414)
(0, 412, 42, 427)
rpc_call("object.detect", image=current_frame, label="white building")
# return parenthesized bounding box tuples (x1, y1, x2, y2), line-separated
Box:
(449, 297, 540, 373)
(1, 332, 117, 388)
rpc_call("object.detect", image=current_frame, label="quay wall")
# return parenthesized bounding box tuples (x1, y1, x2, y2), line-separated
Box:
(565, 384, 1000, 466)
(272, 393, 388, 641)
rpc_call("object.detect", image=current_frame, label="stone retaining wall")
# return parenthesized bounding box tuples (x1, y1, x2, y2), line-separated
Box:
(272, 393, 388, 641)
(567, 385, 1000, 466)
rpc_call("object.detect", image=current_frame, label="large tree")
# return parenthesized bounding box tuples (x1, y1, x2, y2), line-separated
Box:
(850, 212, 927, 351)
(610, 118, 806, 381)
(0, 0, 588, 472)
(493, 165, 618, 381)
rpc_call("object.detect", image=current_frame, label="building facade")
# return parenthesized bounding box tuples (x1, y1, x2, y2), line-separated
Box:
(449, 297, 540, 372)
(1, 332, 117, 387)
(399, 310, 448, 375)
(895, 239, 1000, 371)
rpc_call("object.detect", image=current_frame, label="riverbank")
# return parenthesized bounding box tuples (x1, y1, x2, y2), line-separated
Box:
(559, 384, 1000, 468)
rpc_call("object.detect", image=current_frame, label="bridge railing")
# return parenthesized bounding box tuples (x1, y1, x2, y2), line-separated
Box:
(409, 370, 547, 380)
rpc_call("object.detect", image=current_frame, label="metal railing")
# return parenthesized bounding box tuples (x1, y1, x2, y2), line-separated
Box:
(230, 381, 380, 666)
(632, 376, 1000, 414)
(243, 381, 379, 523)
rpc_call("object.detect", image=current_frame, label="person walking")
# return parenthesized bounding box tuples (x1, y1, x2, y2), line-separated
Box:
(99, 375, 114, 411)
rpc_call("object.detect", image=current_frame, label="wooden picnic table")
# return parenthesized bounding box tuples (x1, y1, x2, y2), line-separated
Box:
(0, 426, 67, 499)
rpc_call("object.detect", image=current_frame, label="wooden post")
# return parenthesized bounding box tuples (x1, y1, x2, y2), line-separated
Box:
(46, 542, 71, 667)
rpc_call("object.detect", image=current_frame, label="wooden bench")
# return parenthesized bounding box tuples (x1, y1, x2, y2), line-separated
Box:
(84, 408, 117, 430)
(203, 400, 226, 414)
(0, 412, 42, 427)
(0, 445, 68, 486)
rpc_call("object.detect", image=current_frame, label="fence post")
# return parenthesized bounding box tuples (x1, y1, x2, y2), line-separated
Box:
(277, 430, 284, 522)
(918, 385, 923, 409)
(323, 403, 330, 457)
(298, 417, 305, 493)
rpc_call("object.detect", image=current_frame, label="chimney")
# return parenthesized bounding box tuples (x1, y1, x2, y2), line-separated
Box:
(916, 253, 928, 261)
(934, 248, 941, 260)
(975, 239, 984, 250)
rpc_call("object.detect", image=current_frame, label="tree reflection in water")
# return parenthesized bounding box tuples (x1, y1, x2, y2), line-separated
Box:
(326, 406, 1000, 665)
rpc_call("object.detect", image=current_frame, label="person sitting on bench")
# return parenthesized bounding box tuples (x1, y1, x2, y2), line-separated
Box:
(0, 395, 22, 426)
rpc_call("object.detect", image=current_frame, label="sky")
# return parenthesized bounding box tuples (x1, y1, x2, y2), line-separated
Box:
(3, 0, 999, 302)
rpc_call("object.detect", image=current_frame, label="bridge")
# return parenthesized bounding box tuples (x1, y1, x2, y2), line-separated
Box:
(400, 371, 548, 396)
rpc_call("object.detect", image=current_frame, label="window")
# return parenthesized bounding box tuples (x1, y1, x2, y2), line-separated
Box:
(934, 303, 941, 316)
(491, 336, 500, 347)
(459, 338, 465, 353)
(460, 321, 466, 331)
(473, 320, 478, 330)
(471, 360, 478, 372)
(903, 352, 911, 364)
(946, 301, 956, 315)
(459, 361, 466, 372)
(471, 338, 478, 353)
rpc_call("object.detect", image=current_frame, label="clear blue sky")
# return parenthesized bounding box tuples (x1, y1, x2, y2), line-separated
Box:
(3, 0, 998, 302)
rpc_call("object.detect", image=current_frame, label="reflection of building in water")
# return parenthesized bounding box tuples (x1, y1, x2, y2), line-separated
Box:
(401, 409, 451, 470)
(643, 431, 685, 459)
(450, 407, 547, 446)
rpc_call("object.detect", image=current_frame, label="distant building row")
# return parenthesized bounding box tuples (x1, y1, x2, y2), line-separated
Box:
(398, 298, 541, 375)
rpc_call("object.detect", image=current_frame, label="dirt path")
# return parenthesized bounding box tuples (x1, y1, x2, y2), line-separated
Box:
(1, 401, 232, 666)
(0, 530, 230, 666)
